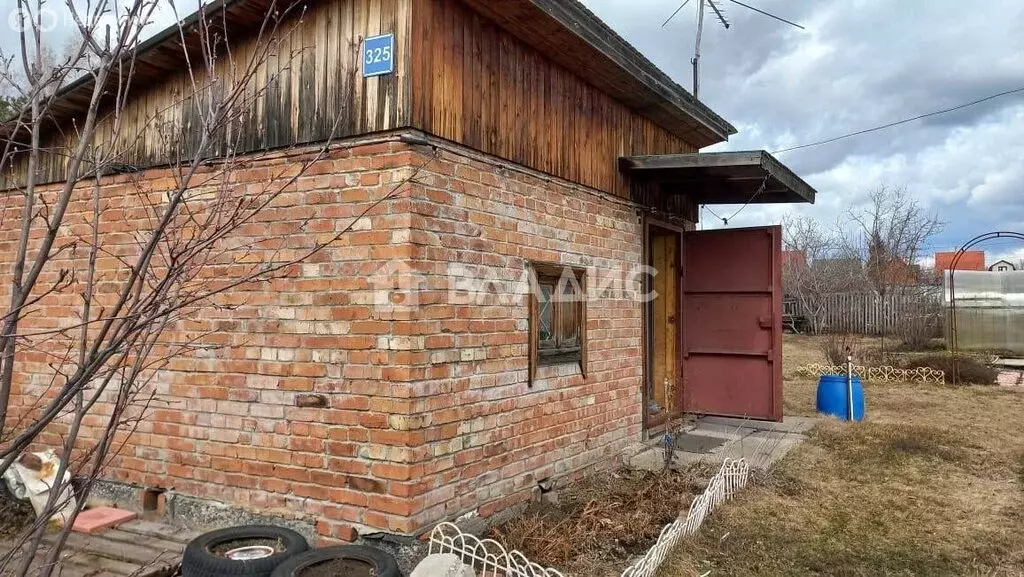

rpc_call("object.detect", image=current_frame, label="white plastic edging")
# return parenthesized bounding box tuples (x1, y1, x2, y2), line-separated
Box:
(427, 522, 566, 577)
(427, 457, 749, 577)
(620, 457, 749, 577)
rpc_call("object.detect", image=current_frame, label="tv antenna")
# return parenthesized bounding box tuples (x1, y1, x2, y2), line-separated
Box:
(663, 0, 805, 100)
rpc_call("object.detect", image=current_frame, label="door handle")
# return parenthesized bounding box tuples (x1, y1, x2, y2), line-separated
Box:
(758, 316, 772, 329)
(668, 315, 676, 324)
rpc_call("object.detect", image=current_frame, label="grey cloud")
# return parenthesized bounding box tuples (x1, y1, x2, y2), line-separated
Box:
(583, 0, 1024, 250)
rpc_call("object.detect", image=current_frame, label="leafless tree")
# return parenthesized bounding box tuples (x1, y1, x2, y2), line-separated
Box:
(845, 185, 943, 352)
(0, 1, 433, 574)
(781, 214, 858, 333)
(845, 185, 942, 296)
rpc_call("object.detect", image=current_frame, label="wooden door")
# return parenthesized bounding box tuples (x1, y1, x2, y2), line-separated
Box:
(648, 227, 682, 428)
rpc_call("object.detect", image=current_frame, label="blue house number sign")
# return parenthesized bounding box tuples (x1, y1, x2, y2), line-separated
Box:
(363, 34, 395, 77)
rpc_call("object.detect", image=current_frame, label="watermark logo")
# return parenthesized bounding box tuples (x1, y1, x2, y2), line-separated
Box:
(7, 7, 63, 34)
(366, 260, 428, 311)
(364, 260, 661, 313)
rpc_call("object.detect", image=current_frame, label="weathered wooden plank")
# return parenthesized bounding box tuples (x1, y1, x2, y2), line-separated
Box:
(462, 9, 480, 150)
(115, 520, 198, 544)
(316, 1, 330, 139)
(63, 552, 142, 576)
(323, 0, 339, 139)
(362, 0, 380, 133)
(55, 532, 179, 569)
(394, 0, 410, 126)
(0, 536, 166, 577)
(340, 0, 357, 136)
(377, 0, 397, 129)
(101, 528, 187, 553)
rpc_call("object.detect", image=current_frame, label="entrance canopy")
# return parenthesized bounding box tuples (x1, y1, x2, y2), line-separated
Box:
(620, 150, 816, 205)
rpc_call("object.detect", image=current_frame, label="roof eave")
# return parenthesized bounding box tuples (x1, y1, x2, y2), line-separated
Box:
(620, 150, 817, 205)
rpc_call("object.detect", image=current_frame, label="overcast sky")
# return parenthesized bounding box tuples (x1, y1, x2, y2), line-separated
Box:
(582, 0, 1024, 265)
(3, 0, 1023, 264)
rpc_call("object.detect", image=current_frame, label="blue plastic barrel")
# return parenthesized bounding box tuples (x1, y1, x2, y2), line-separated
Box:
(816, 375, 865, 421)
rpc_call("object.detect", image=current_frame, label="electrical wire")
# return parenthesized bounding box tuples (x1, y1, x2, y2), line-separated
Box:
(772, 86, 1024, 154)
(701, 174, 769, 226)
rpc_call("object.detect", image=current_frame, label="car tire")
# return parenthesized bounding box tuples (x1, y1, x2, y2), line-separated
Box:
(182, 525, 309, 577)
(270, 545, 401, 577)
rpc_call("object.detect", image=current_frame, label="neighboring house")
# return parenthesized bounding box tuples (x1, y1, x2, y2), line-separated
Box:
(781, 250, 808, 274)
(877, 259, 919, 286)
(935, 250, 986, 273)
(989, 260, 1017, 272)
(0, 0, 816, 540)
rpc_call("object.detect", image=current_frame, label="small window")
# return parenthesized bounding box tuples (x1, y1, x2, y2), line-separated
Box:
(528, 263, 587, 385)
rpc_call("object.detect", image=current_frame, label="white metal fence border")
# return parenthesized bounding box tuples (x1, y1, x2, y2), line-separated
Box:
(620, 457, 749, 577)
(426, 457, 750, 577)
(427, 521, 567, 577)
(794, 363, 945, 384)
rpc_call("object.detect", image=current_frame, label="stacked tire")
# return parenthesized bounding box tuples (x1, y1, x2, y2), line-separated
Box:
(181, 525, 401, 577)
(181, 525, 309, 577)
(271, 545, 400, 576)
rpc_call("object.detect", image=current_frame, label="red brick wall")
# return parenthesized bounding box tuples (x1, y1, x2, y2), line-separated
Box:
(3, 133, 655, 537)
(3, 137, 430, 539)
(397, 143, 646, 528)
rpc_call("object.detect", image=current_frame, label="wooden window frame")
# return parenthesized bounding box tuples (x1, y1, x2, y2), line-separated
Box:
(528, 263, 588, 386)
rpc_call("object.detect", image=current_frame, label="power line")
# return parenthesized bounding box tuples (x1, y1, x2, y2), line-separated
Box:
(773, 85, 1024, 154)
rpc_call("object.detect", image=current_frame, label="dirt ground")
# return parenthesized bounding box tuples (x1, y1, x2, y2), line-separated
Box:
(0, 489, 32, 538)
(660, 334, 1024, 577)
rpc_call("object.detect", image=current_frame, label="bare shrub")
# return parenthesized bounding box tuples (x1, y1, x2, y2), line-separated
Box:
(820, 333, 860, 366)
(899, 354, 998, 386)
(898, 312, 942, 352)
(488, 468, 703, 576)
(859, 346, 883, 367)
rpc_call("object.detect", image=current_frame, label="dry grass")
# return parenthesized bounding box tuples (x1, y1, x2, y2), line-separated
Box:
(488, 468, 709, 577)
(659, 335, 1024, 577)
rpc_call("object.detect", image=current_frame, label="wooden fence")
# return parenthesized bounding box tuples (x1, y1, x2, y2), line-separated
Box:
(810, 289, 942, 335)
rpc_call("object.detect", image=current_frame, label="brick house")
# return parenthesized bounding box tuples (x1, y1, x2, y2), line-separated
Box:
(0, 0, 816, 540)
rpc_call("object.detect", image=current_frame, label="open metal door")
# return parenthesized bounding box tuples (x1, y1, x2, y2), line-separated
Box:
(682, 226, 783, 421)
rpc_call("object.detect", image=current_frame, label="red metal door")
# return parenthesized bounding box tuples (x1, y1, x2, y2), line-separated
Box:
(682, 226, 783, 421)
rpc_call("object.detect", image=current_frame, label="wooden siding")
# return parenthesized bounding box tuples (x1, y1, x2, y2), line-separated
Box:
(409, 0, 698, 197)
(3, 0, 412, 187)
(6, 0, 702, 198)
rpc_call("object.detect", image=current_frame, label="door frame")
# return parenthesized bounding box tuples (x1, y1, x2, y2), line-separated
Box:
(642, 216, 685, 439)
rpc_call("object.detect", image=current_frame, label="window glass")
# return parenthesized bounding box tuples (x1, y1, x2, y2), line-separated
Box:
(538, 283, 554, 346)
